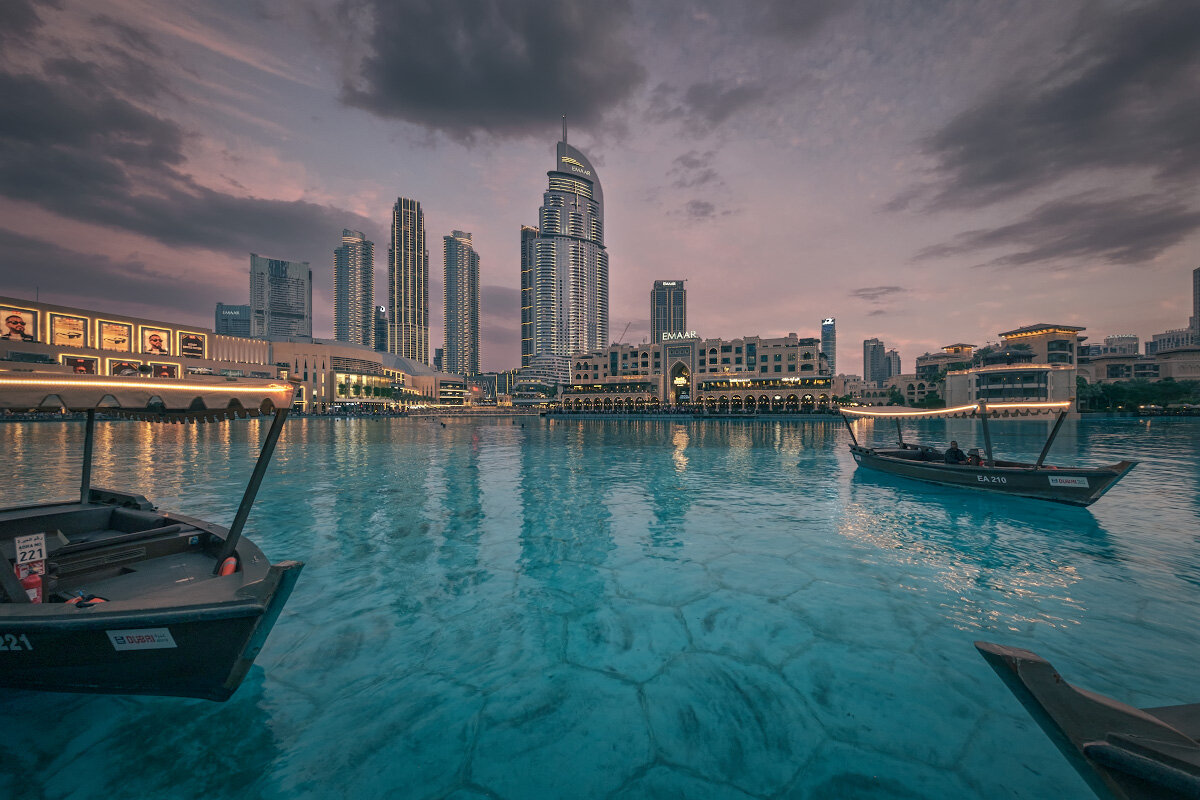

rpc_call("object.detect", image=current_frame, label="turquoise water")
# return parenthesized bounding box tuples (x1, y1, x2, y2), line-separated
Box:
(1, 415, 1198, 799)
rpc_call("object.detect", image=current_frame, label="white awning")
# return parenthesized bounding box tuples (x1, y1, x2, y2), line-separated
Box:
(0, 371, 297, 422)
(840, 401, 1070, 421)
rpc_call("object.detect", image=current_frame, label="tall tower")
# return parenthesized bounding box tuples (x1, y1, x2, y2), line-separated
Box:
(863, 338, 885, 385)
(821, 318, 836, 374)
(519, 225, 539, 366)
(333, 229, 375, 347)
(249, 253, 312, 338)
(388, 198, 429, 362)
(523, 126, 608, 359)
(443, 230, 480, 376)
(885, 348, 901, 379)
(1191, 265, 1199, 330)
(650, 280, 686, 343)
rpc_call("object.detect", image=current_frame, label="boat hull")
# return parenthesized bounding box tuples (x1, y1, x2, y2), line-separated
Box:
(849, 445, 1135, 506)
(0, 561, 302, 701)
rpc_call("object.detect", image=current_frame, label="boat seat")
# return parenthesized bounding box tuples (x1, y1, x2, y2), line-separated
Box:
(109, 507, 171, 533)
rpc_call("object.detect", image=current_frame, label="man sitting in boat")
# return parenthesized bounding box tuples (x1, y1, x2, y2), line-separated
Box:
(944, 440, 968, 465)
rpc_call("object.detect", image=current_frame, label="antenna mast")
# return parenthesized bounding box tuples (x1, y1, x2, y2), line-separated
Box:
(562, 115, 567, 144)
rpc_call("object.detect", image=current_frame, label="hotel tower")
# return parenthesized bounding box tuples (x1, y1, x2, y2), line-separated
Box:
(333, 229, 375, 348)
(651, 280, 686, 343)
(388, 197, 429, 363)
(443, 230, 480, 376)
(520, 127, 608, 362)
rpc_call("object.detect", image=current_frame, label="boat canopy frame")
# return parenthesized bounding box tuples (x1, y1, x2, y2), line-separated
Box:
(840, 401, 1072, 468)
(0, 372, 298, 572)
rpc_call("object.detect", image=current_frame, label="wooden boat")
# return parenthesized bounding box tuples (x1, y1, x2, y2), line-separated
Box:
(840, 401, 1135, 506)
(0, 370, 303, 701)
(976, 641, 1200, 799)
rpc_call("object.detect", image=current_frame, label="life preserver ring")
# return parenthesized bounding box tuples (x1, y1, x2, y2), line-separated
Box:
(218, 556, 238, 576)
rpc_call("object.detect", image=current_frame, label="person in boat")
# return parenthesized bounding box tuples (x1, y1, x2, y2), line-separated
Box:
(944, 440, 968, 464)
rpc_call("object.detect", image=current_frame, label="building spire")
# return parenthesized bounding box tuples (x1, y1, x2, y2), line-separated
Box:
(562, 115, 567, 144)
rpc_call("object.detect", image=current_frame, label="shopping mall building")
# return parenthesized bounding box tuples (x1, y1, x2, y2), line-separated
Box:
(559, 333, 833, 412)
(0, 296, 464, 411)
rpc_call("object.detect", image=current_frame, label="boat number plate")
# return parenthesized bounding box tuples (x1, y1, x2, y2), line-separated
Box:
(977, 475, 1007, 484)
(14, 534, 46, 565)
(1048, 475, 1089, 488)
(107, 628, 177, 651)
(0, 633, 33, 651)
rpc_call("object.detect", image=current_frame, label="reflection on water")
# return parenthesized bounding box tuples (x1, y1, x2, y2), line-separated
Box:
(1, 416, 1198, 799)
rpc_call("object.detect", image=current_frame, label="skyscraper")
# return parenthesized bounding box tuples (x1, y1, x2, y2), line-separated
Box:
(651, 280, 686, 343)
(885, 348, 901, 379)
(1192, 265, 1199, 330)
(374, 306, 388, 353)
(522, 127, 608, 360)
(519, 225, 539, 366)
(215, 303, 251, 337)
(388, 197, 429, 363)
(333, 229, 375, 348)
(443, 230, 480, 376)
(249, 253, 311, 338)
(863, 338, 885, 385)
(821, 318, 836, 374)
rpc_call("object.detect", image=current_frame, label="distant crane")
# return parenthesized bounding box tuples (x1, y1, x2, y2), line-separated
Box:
(617, 321, 631, 346)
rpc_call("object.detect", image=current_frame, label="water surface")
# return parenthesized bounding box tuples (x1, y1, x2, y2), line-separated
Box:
(2, 415, 1197, 799)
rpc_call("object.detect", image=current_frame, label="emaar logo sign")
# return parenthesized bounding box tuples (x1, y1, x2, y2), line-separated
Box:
(662, 331, 698, 341)
(560, 156, 592, 177)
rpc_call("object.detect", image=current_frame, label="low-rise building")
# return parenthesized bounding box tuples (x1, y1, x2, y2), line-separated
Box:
(944, 364, 1077, 408)
(0, 296, 463, 411)
(561, 333, 831, 411)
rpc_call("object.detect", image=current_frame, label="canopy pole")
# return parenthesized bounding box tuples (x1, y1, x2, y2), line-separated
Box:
(841, 413, 858, 446)
(978, 401, 995, 466)
(895, 418, 903, 446)
(80, 409, 95, 504)
(1035, 409, 1068, 467)
(214, 407, 289, 572)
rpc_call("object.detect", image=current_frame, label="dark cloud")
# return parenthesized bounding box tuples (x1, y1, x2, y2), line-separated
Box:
(684, 200, 716, 220)
(649, 79, 766, 133)
(851, 286, 905, 302)
(0, 229, 231, 321)
(0, 27, 377, 276)
(0, 0, 55, 48)
(749, 0, 846, 40)
(913, 0, 1200, 209)
(340, 0, 645, 140)
(668, 150, 720, 189)
(916, 193, 1200, 268)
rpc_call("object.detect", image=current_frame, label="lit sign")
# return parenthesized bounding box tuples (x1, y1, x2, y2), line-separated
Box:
(660, 281, 677, 287)
(178, 331, 207, 359)
(662, 331, 698, 341)
(560, 156, 592, 177)
(823, 318, 835, 325)
(1, 306, 38, 343)
(50, 314, 88, 347)
(98, 320, 132, 352)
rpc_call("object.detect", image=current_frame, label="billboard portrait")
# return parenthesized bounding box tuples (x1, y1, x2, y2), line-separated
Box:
(141, 327, 170, 355)
(62, 356, 98, 374)
(0, 307, 37, 342)
(150, 363, 178, 378)
(178, 331, 207, 359)
(50, 314, 88, 347)
(99, 320, 133, 352)
(107, 359, 141, 376)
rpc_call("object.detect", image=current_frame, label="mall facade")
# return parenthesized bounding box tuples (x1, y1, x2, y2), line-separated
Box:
(560, 333, 832, 412)
(0, 296, 465, 411)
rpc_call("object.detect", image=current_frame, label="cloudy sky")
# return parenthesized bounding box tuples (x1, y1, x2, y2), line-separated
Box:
(1, 0, 1197, 375)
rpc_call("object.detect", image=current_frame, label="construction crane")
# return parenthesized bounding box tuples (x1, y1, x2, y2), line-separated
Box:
(617, 321, 631, 346)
